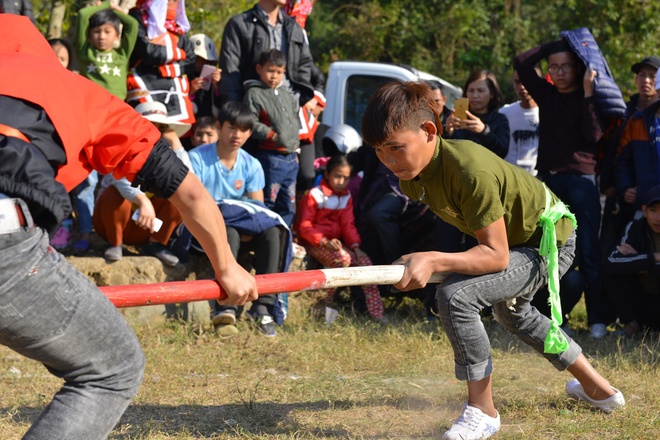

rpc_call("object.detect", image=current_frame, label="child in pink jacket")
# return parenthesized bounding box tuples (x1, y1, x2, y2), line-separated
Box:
(296, 155, 385, 322)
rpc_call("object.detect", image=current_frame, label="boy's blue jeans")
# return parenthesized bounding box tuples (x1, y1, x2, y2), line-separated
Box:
(436, 232, 582, 382)
(0, 226, 145, 439)
(73, 170, 98, 235)
(254, 150, 299, 226)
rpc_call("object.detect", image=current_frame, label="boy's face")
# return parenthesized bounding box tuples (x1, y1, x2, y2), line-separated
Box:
(89, 24, 119, 52)
(547, 51, 578, 93)
(52, 44, 69, 69)
(217, 121, 252, 151)
(192, 125, 219, 147)
(372, 121, 437, 181)
(512, 71, 531, 102)
(635, 65, 658, 98)
(256, 61, 285, 89)
(643, 203, 660, 234)
(195, 56, 215, 73)
(430, 89, 446, 109)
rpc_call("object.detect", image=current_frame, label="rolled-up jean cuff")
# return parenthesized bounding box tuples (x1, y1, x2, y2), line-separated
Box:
(548, 339, 582, 371)
(456, 356, 493, 382)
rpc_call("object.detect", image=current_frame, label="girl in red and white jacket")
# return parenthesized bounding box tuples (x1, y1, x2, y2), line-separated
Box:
(296, 155, 385, 321)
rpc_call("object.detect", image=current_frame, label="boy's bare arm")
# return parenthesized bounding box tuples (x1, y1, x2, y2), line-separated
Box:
(394, 217, 510, 291)
(115, 5, 139, 54)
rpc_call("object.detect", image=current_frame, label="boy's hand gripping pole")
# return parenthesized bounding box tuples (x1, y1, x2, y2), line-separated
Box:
(100, 265, 448, 308)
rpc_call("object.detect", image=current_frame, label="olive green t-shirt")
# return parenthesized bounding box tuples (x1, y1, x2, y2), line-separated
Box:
(399, 137, 573, 247)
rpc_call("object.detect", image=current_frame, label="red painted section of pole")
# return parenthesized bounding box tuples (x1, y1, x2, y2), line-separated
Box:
(101, 270, 329, 308)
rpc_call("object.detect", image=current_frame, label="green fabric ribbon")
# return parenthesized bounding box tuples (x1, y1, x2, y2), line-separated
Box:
(537, 185, 577, 354)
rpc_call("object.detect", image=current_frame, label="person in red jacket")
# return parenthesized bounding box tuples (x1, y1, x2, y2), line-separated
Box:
(0, 16, 257, 439)
(296, 155, 386, 322)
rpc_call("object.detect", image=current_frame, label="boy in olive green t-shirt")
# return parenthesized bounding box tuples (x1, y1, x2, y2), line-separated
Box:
(361, 81, 624, 440)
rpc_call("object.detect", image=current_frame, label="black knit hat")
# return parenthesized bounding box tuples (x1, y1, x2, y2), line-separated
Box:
(631, 56, 660, 74)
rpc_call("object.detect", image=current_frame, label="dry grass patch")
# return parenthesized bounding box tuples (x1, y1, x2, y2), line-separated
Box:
(1, 293, 660, 439)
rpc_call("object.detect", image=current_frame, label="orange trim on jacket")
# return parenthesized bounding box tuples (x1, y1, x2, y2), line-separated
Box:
(0, 15, 161, 192)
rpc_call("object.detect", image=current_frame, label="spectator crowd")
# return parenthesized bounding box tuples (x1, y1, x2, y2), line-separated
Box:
(5, 0, 660, 342)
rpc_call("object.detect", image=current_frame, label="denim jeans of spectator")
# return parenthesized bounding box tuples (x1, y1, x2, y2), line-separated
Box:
(0, 226, 145, 439)
(73, 170, 98, 235)
(436, 232, 582, 381)
(542, 173, 609, 325)
(254, 150, 299, 226)
(211, 226, 280, 316)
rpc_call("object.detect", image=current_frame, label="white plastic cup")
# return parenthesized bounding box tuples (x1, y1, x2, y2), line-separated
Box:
(131, 209, 163, 232)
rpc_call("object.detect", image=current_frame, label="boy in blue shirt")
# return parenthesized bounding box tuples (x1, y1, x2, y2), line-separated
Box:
(361, 81, 624, 440)
(189, 101, 283, 337)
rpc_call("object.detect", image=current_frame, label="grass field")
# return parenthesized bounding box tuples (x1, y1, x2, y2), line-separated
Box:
(1, 291, 659, 439)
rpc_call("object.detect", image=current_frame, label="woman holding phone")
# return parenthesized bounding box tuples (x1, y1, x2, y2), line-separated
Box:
(436, 70, 511, 254)
(444, 69, 510, 158)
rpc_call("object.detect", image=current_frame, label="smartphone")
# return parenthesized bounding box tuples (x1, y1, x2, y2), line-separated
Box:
(199, 64, 216, 91)
(453, 97, 469, 120)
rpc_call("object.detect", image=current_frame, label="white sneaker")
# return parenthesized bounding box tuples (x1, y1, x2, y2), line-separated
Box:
(589, 323, 607, 339)
(442, 404, 500, 440)
(566, 379, 625, 413)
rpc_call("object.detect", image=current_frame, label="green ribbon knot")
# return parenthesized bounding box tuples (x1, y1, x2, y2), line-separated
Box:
(538, 185, 577, 354)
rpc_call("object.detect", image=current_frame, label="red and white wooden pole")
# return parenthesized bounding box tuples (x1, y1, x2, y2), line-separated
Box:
(100, 265, 447, 308)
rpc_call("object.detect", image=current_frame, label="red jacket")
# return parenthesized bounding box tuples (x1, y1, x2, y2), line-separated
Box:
(296, 178, 361, 248)
(0, 15, 160, 192)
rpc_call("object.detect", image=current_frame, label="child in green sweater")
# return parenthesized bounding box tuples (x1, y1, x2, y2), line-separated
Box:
(75, 2, 138, 99)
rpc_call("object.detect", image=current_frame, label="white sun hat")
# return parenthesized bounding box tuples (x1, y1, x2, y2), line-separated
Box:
(189, 33, 218, 62)
(135, 101, 191, 138)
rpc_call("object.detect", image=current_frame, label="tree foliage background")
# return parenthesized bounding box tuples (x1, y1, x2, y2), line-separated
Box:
(31, 0, 659, 100)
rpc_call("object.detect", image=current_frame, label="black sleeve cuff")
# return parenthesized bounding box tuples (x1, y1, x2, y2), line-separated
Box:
(132, 138, 189, 199)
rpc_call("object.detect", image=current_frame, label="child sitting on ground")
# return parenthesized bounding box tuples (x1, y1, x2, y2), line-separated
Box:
(361, 81, 624, 439)
(296, 155, 386, 323)
(92, 101, 191, 266)
(603, 185, 660, 337)
(243, 48, 300, 226)
(75, 1, 138, 99)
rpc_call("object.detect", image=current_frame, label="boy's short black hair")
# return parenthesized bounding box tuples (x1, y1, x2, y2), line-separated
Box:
(217, 101, 254, 131)
(362, 81, 443, 148)
(194, 116, 217, 130)
(423, 79, 444, 95)
(88, 9, 121, 35)
(257, 49, 286, 68)
(47, 37, 77, 70)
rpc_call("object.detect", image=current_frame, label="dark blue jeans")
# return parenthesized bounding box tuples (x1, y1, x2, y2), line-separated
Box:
(542, 173, 608, 325)
(254, 150, 299, 226)
(73, 170, 98, 235)
(0, 226, 144, 439)
(210, 226, 281, 316)
(357, 191, 406, 265)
